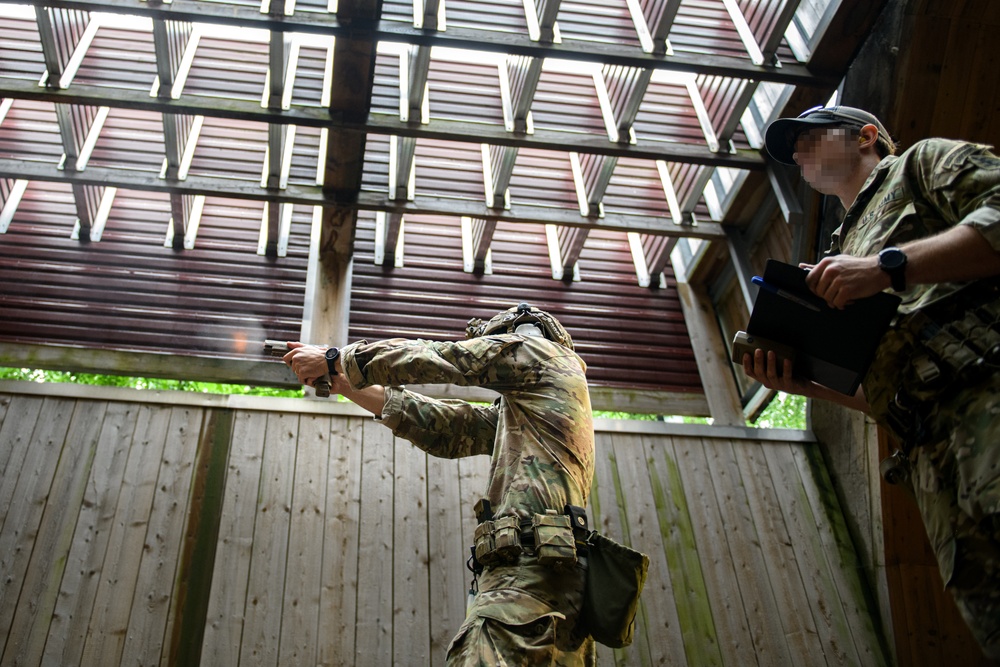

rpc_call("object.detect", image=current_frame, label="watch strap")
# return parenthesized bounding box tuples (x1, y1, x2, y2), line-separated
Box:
(878, 248, 907, 291)
(325, 347, 340, 376)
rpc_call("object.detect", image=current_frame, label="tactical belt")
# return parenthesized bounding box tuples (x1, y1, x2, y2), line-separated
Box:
(880, 280, 1000, 483)
(468, 500, 590, 573)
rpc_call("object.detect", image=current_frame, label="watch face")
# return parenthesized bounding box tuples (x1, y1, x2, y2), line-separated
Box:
(880, 248, 906, 270)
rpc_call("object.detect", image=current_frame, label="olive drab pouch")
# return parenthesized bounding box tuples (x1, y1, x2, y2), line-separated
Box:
(532, 511, 577, 567)
(473, 521, 495, 565)
(581, 531, 649, 648)
(492, 516, 522, 561)
(474, 516, 522, 566)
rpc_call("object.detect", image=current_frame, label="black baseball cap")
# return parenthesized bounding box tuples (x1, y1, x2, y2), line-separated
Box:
(764, 105, 893, 165)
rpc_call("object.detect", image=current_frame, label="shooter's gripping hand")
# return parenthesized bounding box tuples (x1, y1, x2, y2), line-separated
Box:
(264, 340, 332, 397)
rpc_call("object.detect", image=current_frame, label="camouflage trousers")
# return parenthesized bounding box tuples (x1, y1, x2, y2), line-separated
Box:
(446, 554, 595, 666)
(903, 373, 1000, 659)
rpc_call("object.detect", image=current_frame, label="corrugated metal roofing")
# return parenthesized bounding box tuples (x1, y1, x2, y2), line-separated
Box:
(0, 181, 310, 354)
(0, 0, 857, 407)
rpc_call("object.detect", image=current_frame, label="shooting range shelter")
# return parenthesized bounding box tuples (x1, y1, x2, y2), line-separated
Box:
(1, 0, 999, 664)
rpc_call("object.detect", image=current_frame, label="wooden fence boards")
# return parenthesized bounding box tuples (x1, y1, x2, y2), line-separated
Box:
(730, 443, 819, 665)
(590, 432, 645, 666)
(122, 406, 202, 667)
(789, 444, 888, 667)
(0, 388, 889, 667)
(611, 432, 686, 666)
(426, 455, 467, 666)
(41, 401, 138, 667)
(0, 396, 44, 520)
(703, 437, 793, 666)
(279, 414, 330, 666)
(393, 425, 431, 665)
(318, 415, 363, 666)
(80, 403, 173, 666)
(354, 418, 395, 665)
(0, 397, 68, 641)
(644, 436, 724, 667)
(763, 442, 855, 667)
(201, 410, 267, 667)
(239, 411, 298, 667)
(1, 399, 106, 667)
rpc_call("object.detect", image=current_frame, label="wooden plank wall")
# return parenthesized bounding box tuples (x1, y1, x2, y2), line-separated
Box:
(0, 384, 888, 666)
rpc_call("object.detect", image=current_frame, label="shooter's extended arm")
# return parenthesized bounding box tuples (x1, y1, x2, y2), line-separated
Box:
(263, 340, 332, 398)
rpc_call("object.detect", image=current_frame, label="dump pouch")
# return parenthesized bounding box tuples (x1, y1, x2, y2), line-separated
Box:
(581, 531, 649, 648)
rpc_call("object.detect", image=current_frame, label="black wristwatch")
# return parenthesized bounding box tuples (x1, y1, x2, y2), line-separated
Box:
(878, 247, 908, 291)
(325, 347, 340, 376)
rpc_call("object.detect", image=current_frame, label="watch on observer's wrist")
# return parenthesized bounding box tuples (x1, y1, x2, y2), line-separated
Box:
(325, 347, 340, 376)
(878, 247, 908, 292)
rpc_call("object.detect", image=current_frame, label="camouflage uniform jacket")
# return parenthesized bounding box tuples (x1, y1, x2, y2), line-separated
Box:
(829, 138, 1000, 432)
(830, 138, 1000, 314)
(829, 143, 1000, 638)
(339, 334, 595, 520)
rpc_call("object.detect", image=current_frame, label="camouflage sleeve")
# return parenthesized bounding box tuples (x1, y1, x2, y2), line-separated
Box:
(915, 140, 1000, 250)
(338, 335, 548, 458)
(377, 386, 497, 458)
(340, 336, 535, 392)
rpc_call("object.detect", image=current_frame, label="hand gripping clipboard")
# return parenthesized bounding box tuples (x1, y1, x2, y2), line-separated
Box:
(735, 259, 901, 395)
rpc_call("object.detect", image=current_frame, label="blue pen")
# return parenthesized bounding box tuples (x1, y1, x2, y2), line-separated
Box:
(752, 276, 822, 312)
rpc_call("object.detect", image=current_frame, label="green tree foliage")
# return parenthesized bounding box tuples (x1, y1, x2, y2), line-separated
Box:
(0, 367, 302, 398)
(752, 392, 807, 429)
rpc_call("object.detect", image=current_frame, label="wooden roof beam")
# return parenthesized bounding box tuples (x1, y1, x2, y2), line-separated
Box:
(547, 223, 587, 280)
(415, 0, 442, 30)
(164, 194, 204, 250)
(555, 65, 642, 272)
(567, 64, 654, 248)
(525, 0, 562, 44)
(630, 0, 683, 55)
(601, 64, 653, 141)
(150, 17, 195, 187)
(394, 0, 440, 203)
(721, 0, 765, 66)
(33, 5, 96, 90)
(759, 0, 802, 65)
(29, 0, 834, 86)
(711, 2, 802, 148)
(0, 80, 762, 169)
(374, 211, 404, 266)
(0, 179, 29, 234)
(629, 233, 676, 287)
(466, 216, 496, 274)
(485, 51, 547, 210)
(630, 160, 683, 285)
(0, 158, 728, 240)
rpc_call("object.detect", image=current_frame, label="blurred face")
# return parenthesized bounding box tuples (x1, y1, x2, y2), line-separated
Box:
(792, 126, 860, 194)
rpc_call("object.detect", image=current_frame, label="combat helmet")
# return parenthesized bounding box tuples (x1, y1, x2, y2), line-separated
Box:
(466, 302, 574, 351)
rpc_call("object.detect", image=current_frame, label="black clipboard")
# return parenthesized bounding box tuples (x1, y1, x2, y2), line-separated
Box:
(739, 259, 901, 395)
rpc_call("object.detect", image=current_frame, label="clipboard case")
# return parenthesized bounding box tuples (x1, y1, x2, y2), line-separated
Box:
(738, 259, 901, 395)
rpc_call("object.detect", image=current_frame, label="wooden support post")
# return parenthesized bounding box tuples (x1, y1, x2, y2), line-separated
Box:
(303, 206, 353, 348)
(675, 280, 744, 425)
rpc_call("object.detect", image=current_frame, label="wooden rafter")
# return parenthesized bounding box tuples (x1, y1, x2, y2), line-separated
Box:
(0, 158, 727, 240)
(0, 79, 764, 170)
(27, 0, 834, 87)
